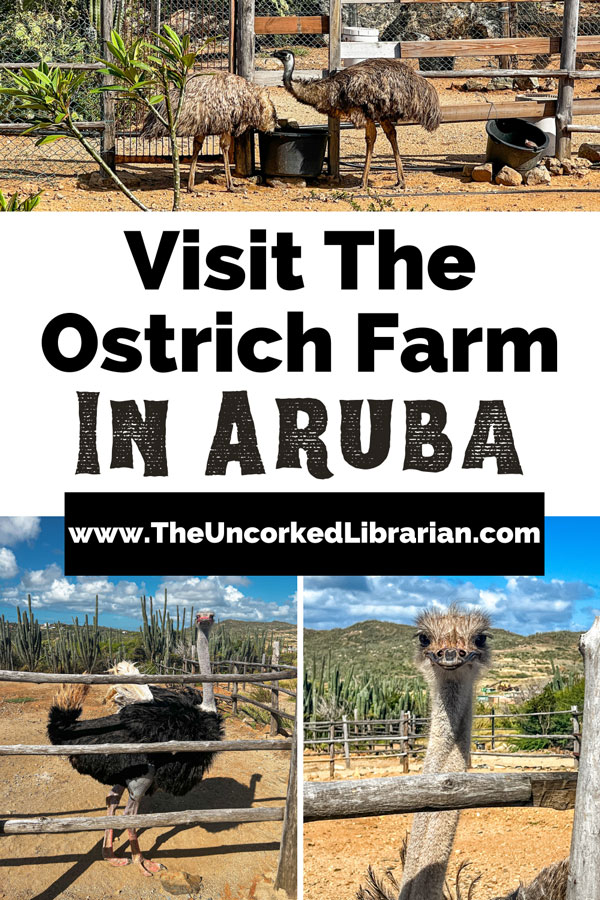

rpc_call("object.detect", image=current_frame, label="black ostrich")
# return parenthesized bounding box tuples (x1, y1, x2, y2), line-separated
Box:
(47, 611, 223, 876)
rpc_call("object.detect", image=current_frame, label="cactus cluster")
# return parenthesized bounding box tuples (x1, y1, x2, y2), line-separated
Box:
(0, 615, 13, 669)
(304, 654, 429, 721)
(14, 596, 43, 671)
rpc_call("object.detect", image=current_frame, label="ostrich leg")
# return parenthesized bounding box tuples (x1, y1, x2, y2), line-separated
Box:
(380, 120, 405, 189)
(102, 783, 128, 866)
(361, 119, 377, 190)
(220, 133, 234, 192)
(123, 771, 164, 876)
(188, 134, 205, 192)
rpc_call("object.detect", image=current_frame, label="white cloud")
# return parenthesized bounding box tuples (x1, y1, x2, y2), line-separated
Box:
(304, 575, 594, 634)
(0, 548, 17, 579)
(0, 518, 40, 546)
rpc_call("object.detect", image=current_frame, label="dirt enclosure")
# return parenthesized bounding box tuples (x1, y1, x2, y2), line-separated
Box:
(0, 682, 291, 900)
(2, 81, 600, 212)
(304, 755, 573, 900)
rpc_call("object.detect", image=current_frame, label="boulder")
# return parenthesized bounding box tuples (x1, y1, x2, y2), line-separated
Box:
(471, 162, 493, 182)
(513, 76, 539, 91)
(489, 77, 513, 91)
(544, 157, 563, 176)
(495, 165, 523, 186)
(462, 163, 476, 177)
(461, 79, 488, 92)
(578, 143, 600, 162)
(524, 166, 551, 186)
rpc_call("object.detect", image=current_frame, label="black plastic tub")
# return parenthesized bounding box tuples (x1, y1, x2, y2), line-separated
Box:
(485, 118, 550, 173)
(259, 126, 328, 178)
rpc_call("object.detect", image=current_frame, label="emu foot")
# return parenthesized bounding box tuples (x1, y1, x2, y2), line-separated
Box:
(395, 179, 406, 190)
(135, 856, 165, 876)
(103, 849, 130, 867)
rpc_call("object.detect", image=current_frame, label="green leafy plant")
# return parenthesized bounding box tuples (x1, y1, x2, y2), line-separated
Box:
(96, 26, 200, 211)
(0, 62, 148, 210)
(0, 188, 41, 210)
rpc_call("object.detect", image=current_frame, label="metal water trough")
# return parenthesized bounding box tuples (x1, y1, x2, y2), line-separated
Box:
(485, 118, 550, 173)
(259, 125, 329, 178)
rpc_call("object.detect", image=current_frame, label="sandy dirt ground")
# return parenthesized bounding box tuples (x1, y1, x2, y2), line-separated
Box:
(303, 755, 573, 900)
(2, 79, 600, 212)
(0, 682, 291, 900)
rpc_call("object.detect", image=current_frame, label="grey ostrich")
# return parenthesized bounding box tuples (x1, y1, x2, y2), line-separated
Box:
(357, 606, 569, 900)
(141, 73, 277, 192)
(270, 50, 441, 189)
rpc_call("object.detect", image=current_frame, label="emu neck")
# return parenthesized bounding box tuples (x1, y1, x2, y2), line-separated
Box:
(399, 670, 476, 900)
(197, 627, 216, 713)
(281, 57, 295, 90)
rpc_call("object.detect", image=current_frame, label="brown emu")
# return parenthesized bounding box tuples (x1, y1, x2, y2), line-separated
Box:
(47, 611, 223, 877)
(141, 73, 277, 191)
(270, 50, 441, 189)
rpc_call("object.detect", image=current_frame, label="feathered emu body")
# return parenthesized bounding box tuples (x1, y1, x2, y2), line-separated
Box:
(141, 73, 277, 191)
(47, 611, 223, 877)
(271, 51, 441, 189)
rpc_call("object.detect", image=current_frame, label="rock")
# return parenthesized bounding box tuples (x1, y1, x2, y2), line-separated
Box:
(544, 157, 563, 175)
(513, 75, 539, 90)
(489, 77, 513, 91)
(462, 163, 476, 177)
(495, 165, 523, 186)
(576, 157, 592, 169)
(461, 79, 488, 92)
(471, 162, 493, 182)
(539, 77, 557, 92)
(158, 870, 203, 896)
(524, 166, 551, 185)
(578, 143, 600, 162)
(265, 177, 307, 188)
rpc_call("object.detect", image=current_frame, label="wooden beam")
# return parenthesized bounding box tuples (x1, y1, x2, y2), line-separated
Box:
(255, 16, 329, 35)
(557, 0, 581, 159)
(100, 0, 116, 171)
(0, 669, 295, 684)
(304, 772, 578, 821)
(235, 0, 255, 176)
(567, 618, 600, 900)
(0, 739, 293, 756)
(338, 35, 600, 60)
(0, 807, 284, 835)
(328, 0, 342, 179)
(274, 727, 298, 897)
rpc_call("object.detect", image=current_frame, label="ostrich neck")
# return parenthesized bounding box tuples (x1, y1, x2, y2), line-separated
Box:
(399, 672, 476, 900)
(196, 628, 216, 713)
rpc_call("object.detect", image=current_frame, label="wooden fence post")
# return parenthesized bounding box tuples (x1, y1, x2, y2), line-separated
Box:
(327, 0, 342, 179)
(274, 724, 297, 897)
(342, 715, 350, 768)
(499, 3, 511, 69)
(566, 617, 600, 900)
(402, 711, 409, 774)
(491, 708, 496, 751)
(235, 0, 255, 176)
(100, 0, 116, 172)
(232, 664, 239, 716)
(556, 0, 580, 160)
(271, 641, 280, 736)
(150, 0, 161, 32)
(329, 723, 336, 779)
(571, 705, 580, 767)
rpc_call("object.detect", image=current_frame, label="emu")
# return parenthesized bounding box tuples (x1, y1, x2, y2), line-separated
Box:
(270, 50, 441, 189)
(141, 74, 277, 192)
(47, 611, 223, 876)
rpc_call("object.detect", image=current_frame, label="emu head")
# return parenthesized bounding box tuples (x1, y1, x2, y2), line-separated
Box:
(196, 610, 215, 637)
(270, 49, 295, 79)
(414, 605, 491, 683)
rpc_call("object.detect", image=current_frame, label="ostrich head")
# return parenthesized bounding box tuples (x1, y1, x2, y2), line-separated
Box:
(270, 49, 295, 81)
(196, 610, 215, 635)
(414, 605, 492, 683)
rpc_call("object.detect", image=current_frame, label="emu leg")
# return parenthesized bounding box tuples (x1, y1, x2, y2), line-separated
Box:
(220, 133, 234, 192)
(361, 120, 377, 190)
(102, 784, 128, 866)
(188, 135, 205, 192)
(381, 119, 405, 189)
(124, 771, 164, 876)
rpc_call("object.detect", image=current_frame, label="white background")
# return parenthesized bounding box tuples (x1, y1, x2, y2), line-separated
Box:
(0, 210, 594, 514)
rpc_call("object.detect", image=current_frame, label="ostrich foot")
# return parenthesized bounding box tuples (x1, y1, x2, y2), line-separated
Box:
(102, 849, 130, 867)
(134, 855, 165, 876)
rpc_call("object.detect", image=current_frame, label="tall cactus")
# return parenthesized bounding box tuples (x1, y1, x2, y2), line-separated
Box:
(0, 615, 13, 669)
(72, 595, 100, 671)
(14, 596, 42, 671)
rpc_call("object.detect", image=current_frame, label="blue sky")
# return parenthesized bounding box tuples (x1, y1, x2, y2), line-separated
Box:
(305, 518, 600, 634)
(0, 518, 296, 629)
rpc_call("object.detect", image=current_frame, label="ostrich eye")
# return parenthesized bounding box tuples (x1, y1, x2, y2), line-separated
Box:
(474, 633, 487, 648)
(418, 633, 431, 647)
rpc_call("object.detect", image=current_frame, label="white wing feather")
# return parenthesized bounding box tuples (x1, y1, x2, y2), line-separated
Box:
(103, 661, 153, 707)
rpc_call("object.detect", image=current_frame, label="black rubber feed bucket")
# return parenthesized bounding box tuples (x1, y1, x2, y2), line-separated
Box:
(485, 118, 549, 174)
(259, 126, 328, 178)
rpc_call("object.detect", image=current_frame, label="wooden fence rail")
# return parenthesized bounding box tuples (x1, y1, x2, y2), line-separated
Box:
(0, 669, 293, 684)
(304, 771, 578, 820)
(0, 739, 292, 756)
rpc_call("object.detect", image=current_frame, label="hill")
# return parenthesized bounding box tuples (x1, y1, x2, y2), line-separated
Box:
(304, 620, 583, 688)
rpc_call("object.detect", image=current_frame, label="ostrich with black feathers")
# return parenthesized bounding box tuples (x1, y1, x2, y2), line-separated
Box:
(270, 50, 441, 190)
(47, 610, 223, 876)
